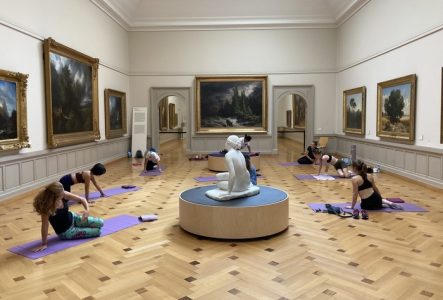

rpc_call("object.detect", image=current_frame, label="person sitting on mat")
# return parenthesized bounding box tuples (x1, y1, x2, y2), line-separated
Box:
(244, 154, 257, 185)
(297, 141, 318, 164)
(144, 147, 161, 171)
(32, 182, 104, 252)
(239, 134, 252, 153)
(313, 148, 351, 178)
(59, 163, 107, 203)
(346, 160, 403, 215)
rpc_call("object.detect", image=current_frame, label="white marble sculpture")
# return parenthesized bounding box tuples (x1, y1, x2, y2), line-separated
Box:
(206, 135, 260, 201)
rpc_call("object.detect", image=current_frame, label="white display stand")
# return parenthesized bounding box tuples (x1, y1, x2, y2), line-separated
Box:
(131, 107, 147, 157)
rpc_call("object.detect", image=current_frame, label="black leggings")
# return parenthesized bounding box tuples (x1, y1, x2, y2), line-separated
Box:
(361, 192, 383, 210)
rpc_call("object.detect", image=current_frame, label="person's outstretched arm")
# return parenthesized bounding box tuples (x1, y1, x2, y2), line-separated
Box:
(350, 177, 360, 209)
(32, 214, 49, 252)
(90, 175, 105, 197)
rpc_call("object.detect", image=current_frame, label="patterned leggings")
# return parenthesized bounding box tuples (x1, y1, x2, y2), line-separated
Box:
(58, 212, 104, 240)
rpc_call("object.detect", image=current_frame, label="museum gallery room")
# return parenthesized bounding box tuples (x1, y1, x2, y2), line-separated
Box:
(1, 0, 443, 299)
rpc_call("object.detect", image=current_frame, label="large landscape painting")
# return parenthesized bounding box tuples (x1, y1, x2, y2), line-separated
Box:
(196, 76, 267, 133)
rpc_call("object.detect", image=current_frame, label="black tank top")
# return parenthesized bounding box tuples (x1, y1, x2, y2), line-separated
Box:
(75, 172, 85, 183)
(48, 200, 73, 234)
(358, 176, 373, 191)
(327, 155, 332, 163)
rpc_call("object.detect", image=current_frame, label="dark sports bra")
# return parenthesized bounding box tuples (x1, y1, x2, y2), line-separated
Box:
(358, 176, 373, 191)
(326, 155, 332, 163)
(75, 172, 85, 183)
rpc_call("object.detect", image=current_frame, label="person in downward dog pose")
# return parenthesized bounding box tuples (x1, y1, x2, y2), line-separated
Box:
(313, 148, 351, 178)
(59, 163, 107, 203)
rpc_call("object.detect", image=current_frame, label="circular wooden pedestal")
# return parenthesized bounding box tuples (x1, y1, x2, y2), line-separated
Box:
(208, 154, 261, 171)
(179, 185, 288, 239)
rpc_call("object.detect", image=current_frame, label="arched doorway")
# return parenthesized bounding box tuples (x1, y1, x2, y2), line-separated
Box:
(150, 87, 191, 153)
(272, 85, 314, 154)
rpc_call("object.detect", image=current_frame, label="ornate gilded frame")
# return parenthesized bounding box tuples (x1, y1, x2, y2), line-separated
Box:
(343, 86, 366, 135)
(0, 69, 30, 151)
(104, 89, 127, 139)
(195, 76, 268, 134)
(43, 38, 100, 148)
(377, 74, 416, 142)
(292, 94, 306, 129)
(168, 103, 175, 129)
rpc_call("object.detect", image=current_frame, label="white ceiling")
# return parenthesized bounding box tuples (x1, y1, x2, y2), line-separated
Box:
(91, 0, 370, 31)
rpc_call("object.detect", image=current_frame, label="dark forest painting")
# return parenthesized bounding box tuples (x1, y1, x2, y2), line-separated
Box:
(50, 52, 93, 134)
(105, 89, 126, 139)
(343, 87, 366, 135)
(44, 38, 99, 148)
(196, 76, 267, 133)
(0, 69, 30, 151)
(377, 74, 416, 142)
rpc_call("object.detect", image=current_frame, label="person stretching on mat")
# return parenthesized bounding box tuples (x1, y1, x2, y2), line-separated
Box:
(346, 160, 403, 218)
(239, 134, 252, 153)
(144, 148, 161, 171)
(297, 141, 318, 164)
(59, 163, 107, 203)
(32, 182, 104, 252)
(313, 148, 351, 178)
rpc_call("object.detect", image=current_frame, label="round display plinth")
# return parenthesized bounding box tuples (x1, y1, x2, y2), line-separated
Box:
(179, 185, 288, 239)
(208, 152, 261, 171)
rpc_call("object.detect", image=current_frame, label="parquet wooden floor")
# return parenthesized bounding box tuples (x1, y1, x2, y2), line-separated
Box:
(1, 138, 442, 300)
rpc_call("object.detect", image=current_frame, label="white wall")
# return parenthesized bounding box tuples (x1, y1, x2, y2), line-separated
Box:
(0, 0, 130, 153)
(129, 28, 337, 152)
(336, 0, 443, 149)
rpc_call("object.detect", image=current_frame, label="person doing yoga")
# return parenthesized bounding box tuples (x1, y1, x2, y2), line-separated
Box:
(313, 148, 351, 178)
(59, 163, 107, 203)
(297, 141, 318, 164)
(346, 160, 403, 218)
(32, 182, 104, 252)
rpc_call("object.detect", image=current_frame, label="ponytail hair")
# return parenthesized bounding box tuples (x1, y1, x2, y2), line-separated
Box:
(352, 159, 367, 180)
(33, 182, 64, 216)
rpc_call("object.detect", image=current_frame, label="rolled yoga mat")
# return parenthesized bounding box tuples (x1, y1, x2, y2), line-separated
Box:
(8, 215, 142, 260)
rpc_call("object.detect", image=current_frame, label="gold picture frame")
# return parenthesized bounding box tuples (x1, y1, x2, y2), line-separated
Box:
(0, 69, 30, 151)
(292, 94, 306, 129)
(43, 38, 100, 148)
(377, 74, 416, 142)
(104, 89, 127, 139)
(343, 86, 366, 135)
(159, 98, 168, 131)
(195, 76, 268, 134)
(286, 110, 292, 128)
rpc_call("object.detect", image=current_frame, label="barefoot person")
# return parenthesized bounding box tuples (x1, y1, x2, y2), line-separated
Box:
(32, 182, 104, 252)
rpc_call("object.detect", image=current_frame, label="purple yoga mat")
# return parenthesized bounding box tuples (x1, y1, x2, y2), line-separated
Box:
(308, 201, 427, 212)
(8, 215, 141, 260)
(68, 186, 140, 205)
(294, 174, 351, 180)
(139, 166, 166, 176)
(194, 176, 218, 182)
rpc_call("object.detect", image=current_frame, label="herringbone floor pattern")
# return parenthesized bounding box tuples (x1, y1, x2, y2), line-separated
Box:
(0, 138, 442, 300)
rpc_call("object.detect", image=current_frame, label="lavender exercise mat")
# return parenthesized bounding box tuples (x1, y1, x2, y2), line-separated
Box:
(8, 215, 141, 260)
(194, 176, 218, 182)
(308, 201, 427, 212)
(294, 174, 351, 180)
(68, 186, 140, 205)
(139, 166, 166, 176)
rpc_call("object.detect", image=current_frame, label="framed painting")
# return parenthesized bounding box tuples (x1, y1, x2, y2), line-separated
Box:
(343, 86, 366, 135)
(195, 76, 268, 134)
(377, 74, 416, 142)
(0, 69, 30, 151)
(286, 110, 292, 128)
(159, 98, 168, 131)
(104, 89, 127, 139)
(43, 38, 100, 148)
(292, 94, 306, 129)
(168, 103, 175, 129)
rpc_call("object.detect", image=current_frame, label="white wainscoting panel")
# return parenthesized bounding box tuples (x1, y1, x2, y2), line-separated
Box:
(394, 150, 405, 169)
(428, 156, 442, 180)
(416, 154, 428, 176)
(21, 160, 34, 184)
(0, 137, 129, 201)
(5, 164, 20, 190)
(35, 158, 47, 180)
(404, 151, 415, 172)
